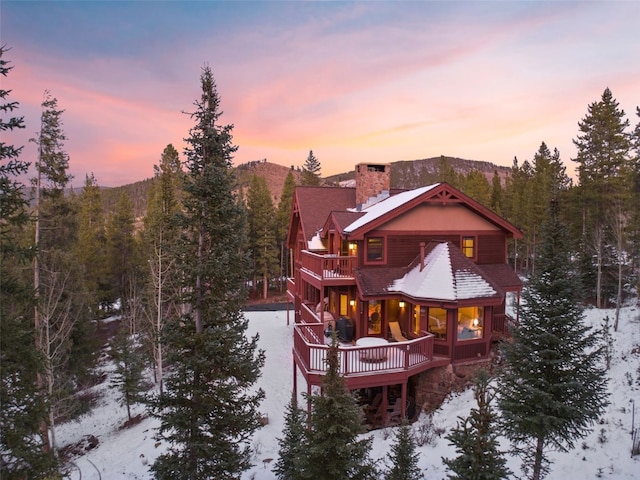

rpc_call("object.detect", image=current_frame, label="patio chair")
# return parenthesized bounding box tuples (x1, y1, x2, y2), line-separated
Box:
(389, 321, 408, 342)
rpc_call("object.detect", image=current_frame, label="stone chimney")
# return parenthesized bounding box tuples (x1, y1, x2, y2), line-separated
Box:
(355, 163, 391, 209)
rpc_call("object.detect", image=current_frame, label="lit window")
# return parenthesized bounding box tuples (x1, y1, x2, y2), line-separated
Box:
(457, 306, 483, 340)
(462, 237, 475, 259)
(368, 300, 382, 334)
(427, 308, 447, 339)
(366, 237, 384, 262)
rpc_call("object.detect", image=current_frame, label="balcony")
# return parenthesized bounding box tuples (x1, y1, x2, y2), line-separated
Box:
(299, 251, 357, 283)
(292, 318, 438, 390)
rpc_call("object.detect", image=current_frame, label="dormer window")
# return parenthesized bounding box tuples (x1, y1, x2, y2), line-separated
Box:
(366, 237, 384, 262)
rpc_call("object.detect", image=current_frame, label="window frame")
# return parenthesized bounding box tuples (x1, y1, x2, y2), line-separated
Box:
(461, 236, 476, 260)
(365, 236, 385, 263)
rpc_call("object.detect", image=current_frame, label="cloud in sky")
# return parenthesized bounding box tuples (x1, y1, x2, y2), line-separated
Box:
(3, 1, 639, 186)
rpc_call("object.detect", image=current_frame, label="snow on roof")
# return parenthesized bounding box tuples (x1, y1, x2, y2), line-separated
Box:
(307, 230, 327, 250)
(389, 242, 497, 301)
(344, 184, 439, 233)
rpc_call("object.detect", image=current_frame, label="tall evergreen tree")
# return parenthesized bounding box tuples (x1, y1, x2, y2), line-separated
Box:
(503, 157, 534, 271)
(460, 169, 491, 206)
(301, 338, 377, 479)
(301, 150, 321, 186)
(276, 170, 296, 286)
(624, 107, 640, 304)
(110, 324, 146, 422)
(498, 199, 609, 480)
(383, 422, 423, 480)
(443, 370, 510, 480)
(247, 174, 278, 299)
(528, 143, 571, 275)
(437, 155, 460, 187)
(151, 66, 265, 480)
(31, 91, 93, 452)
(0, 45, 58, 479)
(273, 393, 308, 480)
(489, 170, 503, 215)
(142, 144, 182, 394)
(105, 190, 139, 314)
(572, 87, 632, 308)
(75, 173, 109, 313)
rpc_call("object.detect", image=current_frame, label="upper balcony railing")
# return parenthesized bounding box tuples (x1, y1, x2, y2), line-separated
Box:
(299, 250, 357, 280)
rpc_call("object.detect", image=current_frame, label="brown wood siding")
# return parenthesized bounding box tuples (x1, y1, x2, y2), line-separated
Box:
(387, 235, 460, 267)
(477, 234, 505, 264)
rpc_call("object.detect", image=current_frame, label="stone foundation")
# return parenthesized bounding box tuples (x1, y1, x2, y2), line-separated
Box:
(414, 360, 493, 412)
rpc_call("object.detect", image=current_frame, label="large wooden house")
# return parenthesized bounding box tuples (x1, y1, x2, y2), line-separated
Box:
(286, 163, 522, 427)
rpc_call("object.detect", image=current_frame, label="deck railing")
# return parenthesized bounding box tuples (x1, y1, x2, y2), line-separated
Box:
(492, 313, 517, 336)
(293, 323, 435, 379)
(300, 251, 357, 280)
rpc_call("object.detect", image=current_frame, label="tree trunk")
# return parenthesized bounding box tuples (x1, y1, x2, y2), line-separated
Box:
(595, 225, 603, 309)
(262, 270, 268, 299)
(156, 245, 164, 395)
(532, 435, 544, 480)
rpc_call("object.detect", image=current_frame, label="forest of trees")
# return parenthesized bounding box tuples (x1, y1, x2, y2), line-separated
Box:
(2, 41, 639, 479)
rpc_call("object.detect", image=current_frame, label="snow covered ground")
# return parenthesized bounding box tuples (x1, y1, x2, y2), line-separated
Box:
(57, 304, 640, 479)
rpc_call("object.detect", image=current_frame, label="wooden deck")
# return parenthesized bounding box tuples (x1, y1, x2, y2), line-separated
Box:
(292, 321, 444, 390)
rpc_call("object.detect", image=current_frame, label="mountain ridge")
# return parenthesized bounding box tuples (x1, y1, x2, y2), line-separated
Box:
(102, 156, 511, 219)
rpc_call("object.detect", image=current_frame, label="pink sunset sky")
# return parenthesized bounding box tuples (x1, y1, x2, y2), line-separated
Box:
(3, 1, 639, 187)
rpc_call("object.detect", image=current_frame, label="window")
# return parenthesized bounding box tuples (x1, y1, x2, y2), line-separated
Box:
(366, 237, 384, 262)
(339, 294, 348, 316)
(427, 307, 447, 339)
(457, 306, 483, 340)
(412, 305, 421, 335)
(368, 300, 382, 334)
(462, 236, 475, 259)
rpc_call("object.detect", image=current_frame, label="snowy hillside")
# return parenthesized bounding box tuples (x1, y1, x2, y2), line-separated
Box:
(57, 304, 640, 479)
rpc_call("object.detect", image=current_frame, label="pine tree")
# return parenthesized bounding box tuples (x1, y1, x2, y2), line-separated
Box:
(75, 173, 109, 313)
(110, 324, 147, 421)
(528, 143, 571, 275)
(631, 107, 640, 295)
(142, 144, 182, 394)
(383, 422, 423, 480)
(437, 155, 460, 187)
(273, 393, 308, 480)
(460, 169, 491, 206)
(247, 174, 278, 299)
(502, 157, 534, 271)
(105, 191, 139, 314)
(498, 199, 609, 480)
(572, 88, 632, 308)
(489, 170, 503, 215)
(150, 66, 265, 480)
(301, 338, 378, 479)
(31, 90, 94, 452)
(0, 45, 58, 478)
(443, 370, 510, 480)
(301, 150, 321, 186)
(276, 170, 296, 287)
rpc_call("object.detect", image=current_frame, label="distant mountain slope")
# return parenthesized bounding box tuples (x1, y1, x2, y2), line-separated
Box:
(324, 156, 512, 189)
(235, 159, 302, 205)
(101, 157, 510, 220)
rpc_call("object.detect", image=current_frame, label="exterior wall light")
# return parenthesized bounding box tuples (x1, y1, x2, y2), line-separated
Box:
(399, 301, 405, 308)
